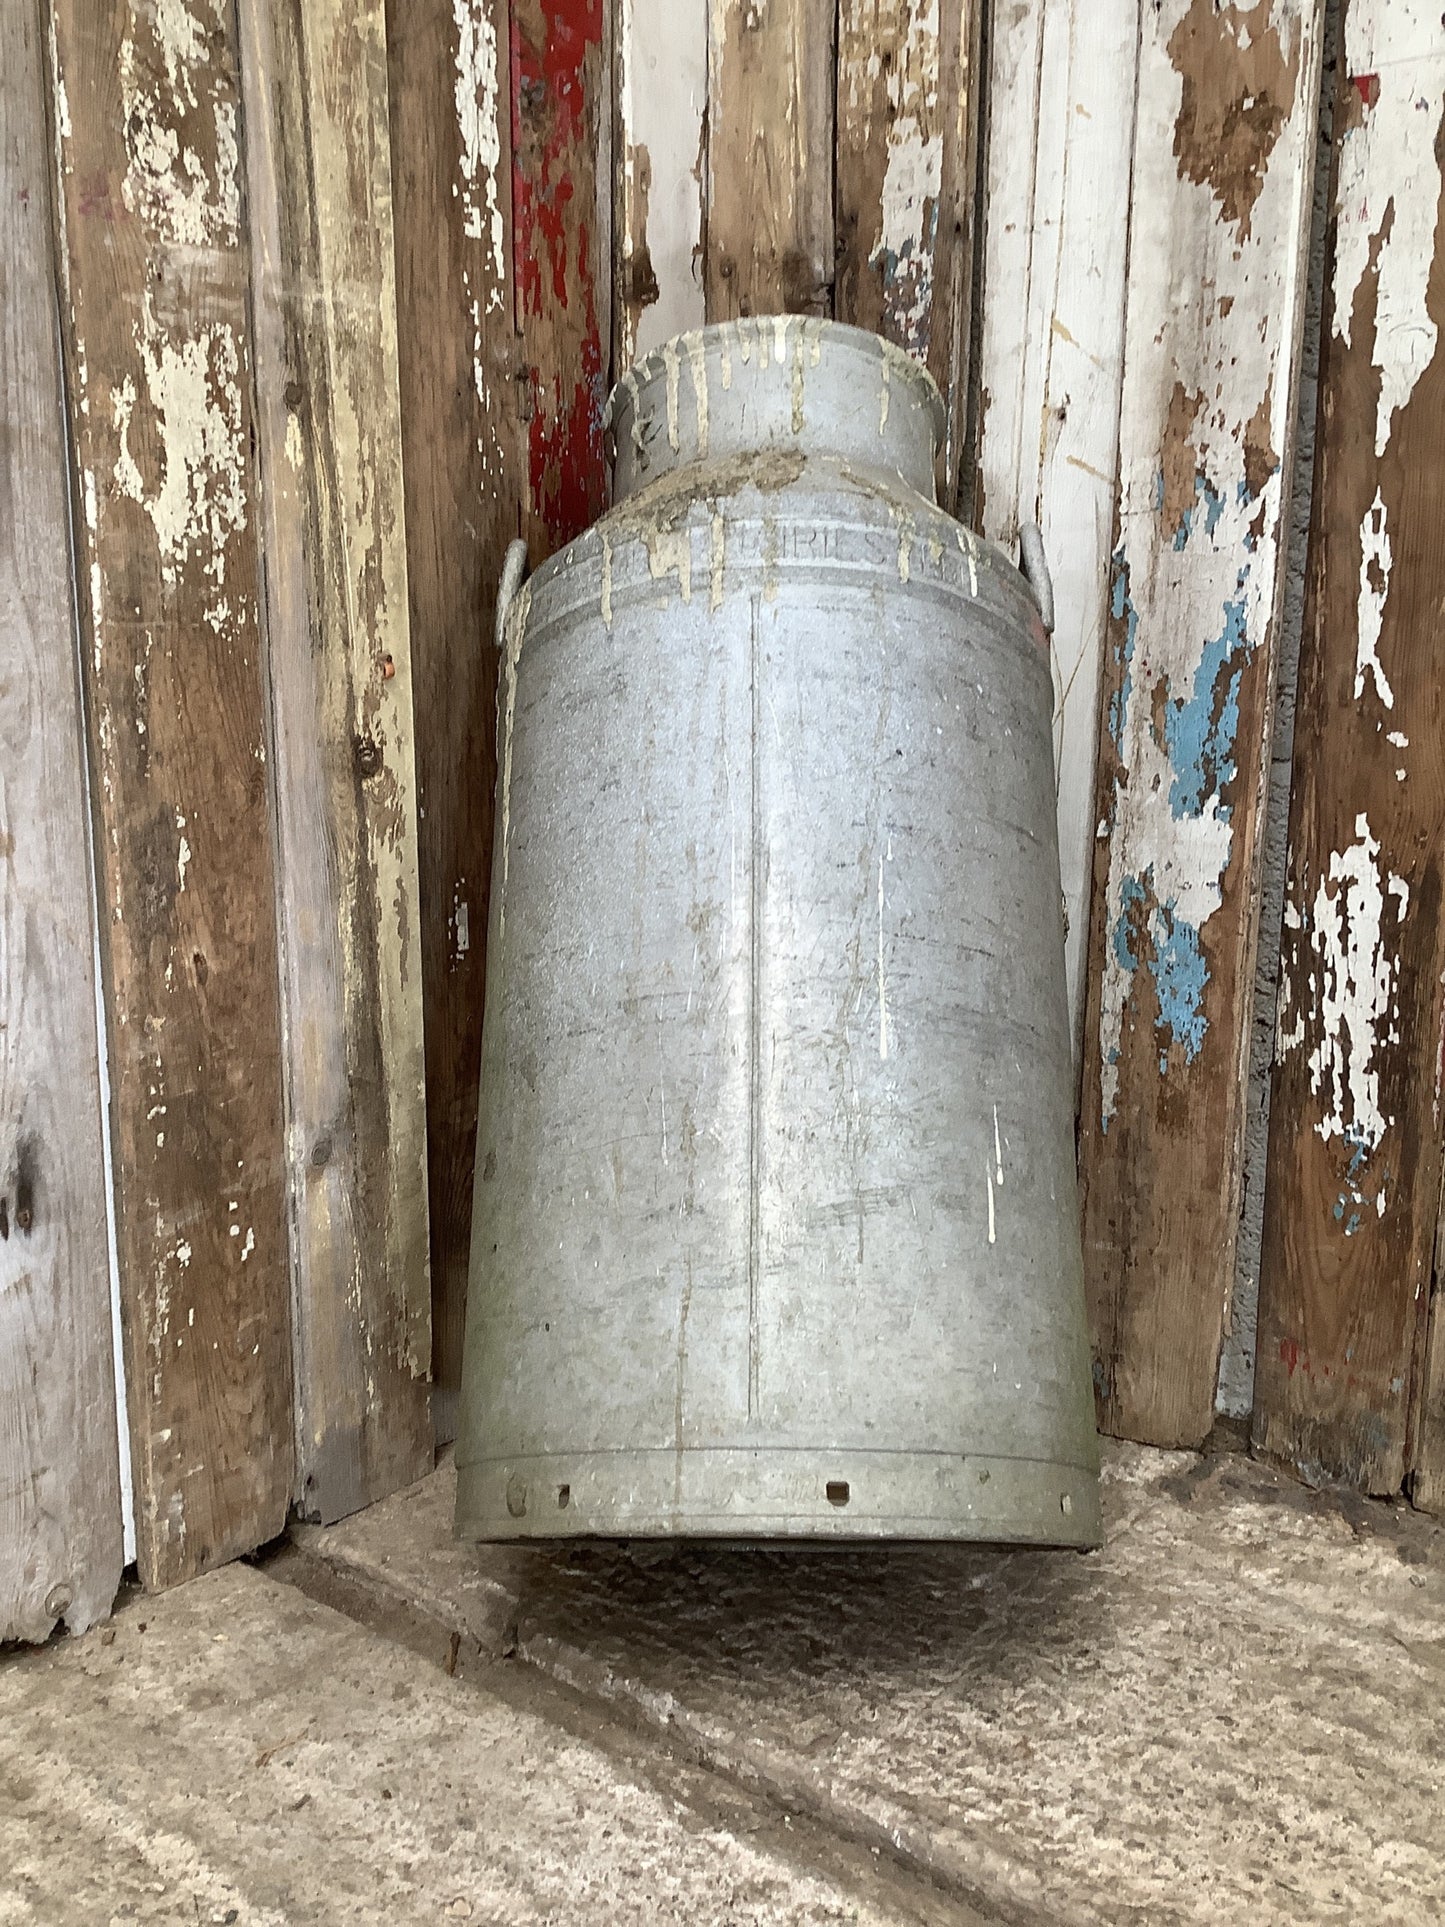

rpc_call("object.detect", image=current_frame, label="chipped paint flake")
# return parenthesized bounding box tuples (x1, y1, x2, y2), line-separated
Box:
(1290, 814, 1409, 1169)
(119, 0, 241, 251)
(452, 0, 506, 300)
(1354, 486, 1394, 707)
(112, 298, 248, 600)
(1331, 4, 1445, 456)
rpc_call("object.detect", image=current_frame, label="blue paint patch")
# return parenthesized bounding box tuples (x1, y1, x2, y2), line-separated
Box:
(1107, 870, 1211, 1072)
(1333, 1142, 1386, 1237)
(1152, 905, 1210, 1060)
(1169, 473, 1228, 550)
(1165, 578, 1251, 819)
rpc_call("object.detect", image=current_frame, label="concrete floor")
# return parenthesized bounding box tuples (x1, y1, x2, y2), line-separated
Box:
(3, 1440, 1443, 1923)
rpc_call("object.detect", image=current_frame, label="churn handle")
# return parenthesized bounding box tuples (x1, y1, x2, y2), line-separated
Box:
(1018, 524, 1055, 636)
(495, 538, 531, 649)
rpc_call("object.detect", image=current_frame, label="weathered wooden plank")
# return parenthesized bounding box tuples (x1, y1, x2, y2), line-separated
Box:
(1254, 6, 1445, 1495)
(48, 0, 294, 1587)
(836, 0, 983, 510)
(615, 0, 707, 365)
(1078, 0, 1324, 1448)
(0, 0, 123, 1644)
(705, 0, 835, 320)
(976, 0, 1141, 1044)
(238, 0, 432, 1520)
(512, 0, 611, 552)
(385, 0, 524, 1417)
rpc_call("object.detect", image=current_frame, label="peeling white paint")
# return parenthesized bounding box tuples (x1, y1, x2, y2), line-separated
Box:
(617, 0, 706, 360)
(451, 0, 506, 301)
(1092, 1, 1321, 1131)
(119, 1, 240, 251)
(1294, 813, 1409, 1157)
(841, 0, 943, 358)
(112, 299, 248, 597)
(1354, 485, 1394, 707)
(1331, 5, 1445, 456)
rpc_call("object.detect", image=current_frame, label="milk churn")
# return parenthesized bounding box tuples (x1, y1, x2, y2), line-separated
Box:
(455, 319, 1101, 1546)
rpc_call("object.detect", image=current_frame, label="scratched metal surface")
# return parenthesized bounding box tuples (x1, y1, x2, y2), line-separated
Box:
(456, 319, 1098, 1546)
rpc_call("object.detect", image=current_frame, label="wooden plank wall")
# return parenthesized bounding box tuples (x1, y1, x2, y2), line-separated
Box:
(384, 0, 522, 1420)
(238, 0, 432, 1522)
(1077, 0, 1324, 1447)
(15, 0, 433, 1602)
(11, 0, 1445, 1630)
(1254, 4, 1445, 1496)
(1, 0, 123, 1643)
(976, 0, 1142, 1043)
(48, 0, 297, 1590)
(836, 0, 983, 509)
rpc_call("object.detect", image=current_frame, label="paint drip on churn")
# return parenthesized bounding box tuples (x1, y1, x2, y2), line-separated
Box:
(455, 319, 1101, 1545)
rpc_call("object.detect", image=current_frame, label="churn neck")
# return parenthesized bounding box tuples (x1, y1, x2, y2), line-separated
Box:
(604, 319, 945, 504)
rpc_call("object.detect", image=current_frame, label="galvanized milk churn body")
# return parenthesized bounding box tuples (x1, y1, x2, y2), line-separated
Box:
(456, 319, 1101, 1547)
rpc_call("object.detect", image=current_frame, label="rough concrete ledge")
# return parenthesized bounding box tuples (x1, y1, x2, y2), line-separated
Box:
(289, 1440, 1445, 1926)
(0, 1563, 965, 1925)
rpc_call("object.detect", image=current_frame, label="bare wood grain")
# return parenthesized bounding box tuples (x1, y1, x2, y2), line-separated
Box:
(385, 0, 524, 1415)
(0, 0, 123, 1643)
(705, 0, 836, 320)
(48, 0, 293, 1587)
(1077, 0, 1324, 1447)
(239, 0, 432, 1520)
(1255, 9, 1445, 1495)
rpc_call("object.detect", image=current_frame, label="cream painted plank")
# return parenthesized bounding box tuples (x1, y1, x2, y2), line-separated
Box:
(977, 0, 1142, 1050)
(0, 0, 123, 1643)
(616, 0, 707, 365)
(239, 0, 432, 1521)
(1079, 0, 1324, 1448)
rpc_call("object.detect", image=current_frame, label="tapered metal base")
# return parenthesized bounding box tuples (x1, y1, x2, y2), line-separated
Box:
(455, 1447, 1102, 1548)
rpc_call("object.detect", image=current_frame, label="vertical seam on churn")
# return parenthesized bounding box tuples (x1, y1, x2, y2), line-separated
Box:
(748, 593, 762, 1424)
